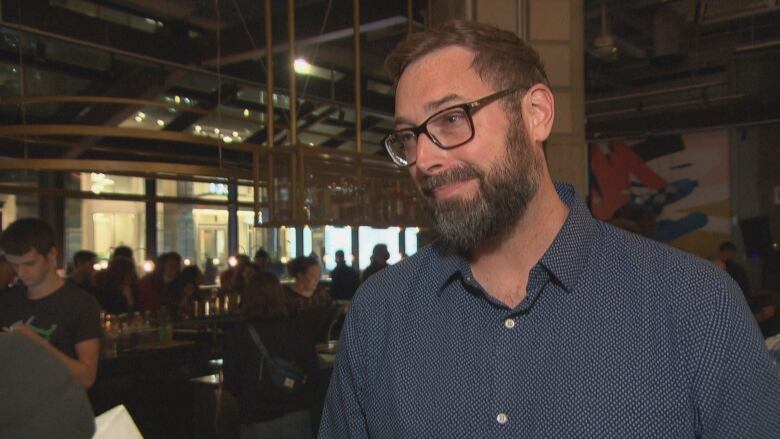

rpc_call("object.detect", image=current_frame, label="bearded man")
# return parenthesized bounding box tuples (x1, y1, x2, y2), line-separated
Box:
(319, 20, 780, 438)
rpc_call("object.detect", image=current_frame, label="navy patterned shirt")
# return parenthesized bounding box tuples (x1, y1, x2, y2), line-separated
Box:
(319, 183, 780, 438)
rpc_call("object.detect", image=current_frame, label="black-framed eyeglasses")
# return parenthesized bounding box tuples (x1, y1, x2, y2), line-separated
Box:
(383, 87, 521, 167)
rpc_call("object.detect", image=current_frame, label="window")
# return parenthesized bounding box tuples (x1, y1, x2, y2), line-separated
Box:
(64, 198, 146, 261)
(358, 226, 401, 270)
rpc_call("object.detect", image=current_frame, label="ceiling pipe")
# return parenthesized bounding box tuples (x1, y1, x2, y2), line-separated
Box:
(587, 93, 745, 119)
(202, 16, 410, 67)
(735, 39, 780, 53)
(587, 116, 780, 142)
(586, 80, 726, 105)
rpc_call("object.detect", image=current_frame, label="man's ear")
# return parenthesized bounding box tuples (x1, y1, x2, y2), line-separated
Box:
(524, 84, 555, 145)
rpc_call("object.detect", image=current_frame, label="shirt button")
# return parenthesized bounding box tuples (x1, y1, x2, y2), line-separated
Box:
(496, 412, 508, 424)
(504, 319, 515, 329)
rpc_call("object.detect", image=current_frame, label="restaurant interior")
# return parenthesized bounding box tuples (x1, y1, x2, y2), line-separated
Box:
(1, 0, 779, 437)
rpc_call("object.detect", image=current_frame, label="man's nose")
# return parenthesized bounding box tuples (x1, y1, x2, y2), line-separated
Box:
(413, 132, 447, 173)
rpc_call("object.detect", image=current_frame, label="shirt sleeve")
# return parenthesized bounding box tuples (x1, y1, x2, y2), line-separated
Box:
(692, 277, 780, 437)
(318, 302, 369, 438)
(75, 292, 102, 343)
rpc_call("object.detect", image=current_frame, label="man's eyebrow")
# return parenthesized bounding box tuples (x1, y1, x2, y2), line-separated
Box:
(425, 94, 463, 112)
(393, 94, 466, 128)
(393, 115, 416, 128)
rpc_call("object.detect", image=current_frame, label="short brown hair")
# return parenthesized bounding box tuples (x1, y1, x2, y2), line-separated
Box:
(0, 218, 57, 257)
(286, 255, 319, 279)
(242, 271, 289, 320)
(385, 20, 549, 98)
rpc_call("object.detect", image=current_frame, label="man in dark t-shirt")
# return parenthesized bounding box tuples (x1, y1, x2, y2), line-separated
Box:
(0, 218, 102, 389)
(0, 283, 101, 359)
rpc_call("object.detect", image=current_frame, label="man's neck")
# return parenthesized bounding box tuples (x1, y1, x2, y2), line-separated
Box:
(469, 181, 568, 308)
(27, 274, 65, 300)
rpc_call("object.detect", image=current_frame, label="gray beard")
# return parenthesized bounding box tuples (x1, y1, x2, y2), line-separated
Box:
(420, 121, 541, 253)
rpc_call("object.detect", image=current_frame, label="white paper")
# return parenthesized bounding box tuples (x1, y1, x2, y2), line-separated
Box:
(92, 404, 144, 439)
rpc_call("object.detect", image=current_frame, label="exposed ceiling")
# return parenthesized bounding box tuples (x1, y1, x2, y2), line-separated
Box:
(0, 0, 421, 171)
(583, 0, 780, 139)
(1, 0, 779, 170)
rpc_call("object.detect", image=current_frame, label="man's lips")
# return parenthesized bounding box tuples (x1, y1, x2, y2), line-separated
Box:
(423, 178, 476, 199)
(428, 180, 469, 198)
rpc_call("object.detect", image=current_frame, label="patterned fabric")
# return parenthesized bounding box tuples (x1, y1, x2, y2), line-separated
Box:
(283, 285, 332, 316)
(319, 183, 780, 438)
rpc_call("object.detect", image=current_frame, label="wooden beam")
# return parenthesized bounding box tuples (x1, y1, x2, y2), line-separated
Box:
(0, 159, 250, 179)
(0, 124, 259, 152)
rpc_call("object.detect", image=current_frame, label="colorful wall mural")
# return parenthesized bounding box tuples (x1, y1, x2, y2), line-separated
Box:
(589, 130, 731, 257)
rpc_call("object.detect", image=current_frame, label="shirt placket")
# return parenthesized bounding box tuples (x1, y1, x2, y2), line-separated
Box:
(492, 308, 519, 435)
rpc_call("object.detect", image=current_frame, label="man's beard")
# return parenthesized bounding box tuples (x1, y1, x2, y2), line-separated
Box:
(419, 118, 542, 253)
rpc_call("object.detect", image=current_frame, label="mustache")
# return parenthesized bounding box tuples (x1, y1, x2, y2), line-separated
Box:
(420, 165, 482, 196)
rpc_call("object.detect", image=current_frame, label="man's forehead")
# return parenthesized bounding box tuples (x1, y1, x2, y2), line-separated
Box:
(397, 46, 477, 91)
(394, 47, 487, 124)
(6, 249, 44, 262)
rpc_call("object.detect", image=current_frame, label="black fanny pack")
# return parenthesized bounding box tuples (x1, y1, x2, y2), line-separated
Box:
(245, 322, 306, 396)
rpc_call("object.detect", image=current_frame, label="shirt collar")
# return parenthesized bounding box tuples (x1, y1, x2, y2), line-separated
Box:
(430, 182, 597, 294)
(538, 182, 597, 292)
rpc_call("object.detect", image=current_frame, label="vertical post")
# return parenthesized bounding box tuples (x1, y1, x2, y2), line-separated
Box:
(288, 0, 297, 146)
(145, 178, 157, 260)
(351, 226, 360, 274)
(265, 0, 276, 225)
(399, 227, 406, 259)
(295, 226, 304, 258)
(228, 182, 238, 257)
(353, 0, 362, 153)
(352, 226, 360, 274)
(353, 0, 364, 223)
(53, 173, 65, 269)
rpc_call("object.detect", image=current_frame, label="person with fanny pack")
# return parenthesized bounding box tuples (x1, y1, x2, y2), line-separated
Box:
(223, 271, 320, 439)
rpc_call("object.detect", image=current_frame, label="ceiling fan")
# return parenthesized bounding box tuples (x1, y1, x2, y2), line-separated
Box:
(590, 0, 647, 62)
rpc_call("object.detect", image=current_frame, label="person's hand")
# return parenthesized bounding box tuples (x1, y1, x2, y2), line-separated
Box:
(9, 324, 49, 347)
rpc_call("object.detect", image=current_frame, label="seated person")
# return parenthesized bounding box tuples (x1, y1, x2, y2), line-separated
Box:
(95, 256, 139, 314)
(219, 254, 250, 294)
(68, 250, 97, 296)
(165, 265, 204, 318)
(136, 252, 181, 311)
(284, 256, 332, 316)
(0, 218, 101, 389)
(254, 248, 270, 272)
(223, 271, 319, 439)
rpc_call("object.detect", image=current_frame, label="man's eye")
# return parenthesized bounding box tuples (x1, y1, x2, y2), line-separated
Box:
(398, 132, 416, 143)
(445, 113, 464, 123)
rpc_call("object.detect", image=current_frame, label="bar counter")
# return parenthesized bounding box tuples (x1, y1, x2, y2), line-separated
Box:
(89, 312, 240, 438)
